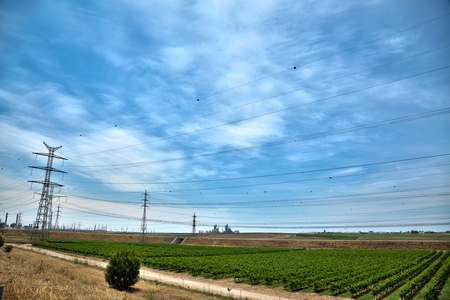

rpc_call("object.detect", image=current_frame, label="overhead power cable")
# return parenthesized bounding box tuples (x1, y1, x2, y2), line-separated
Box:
(193, 222, 450, 229)
(58, 167, 448, 206)
(63, 105, 450, 170)
(65, 153, 450, 185)
(147, 184, 450, 207)
(63, 202, 192, 225)
(58, 201, 450, 229)
(67, 65, 450, 159)
(61, 199, 450, 229)
(146, 165, 450, 193)
(74, 12, 450, 138)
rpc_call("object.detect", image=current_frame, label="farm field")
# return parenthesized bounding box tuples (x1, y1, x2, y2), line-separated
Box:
(4, 229, 449, 250)
(33, 239, 450, 299)
(293, 233, 450, 241)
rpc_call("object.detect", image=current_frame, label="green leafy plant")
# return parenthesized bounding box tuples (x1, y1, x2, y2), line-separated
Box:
(4, 245, 13, 252)
(104, 249, 140, 291)
(0, 235, 4, 247)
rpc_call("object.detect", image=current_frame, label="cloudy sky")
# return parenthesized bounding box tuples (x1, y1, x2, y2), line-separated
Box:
(1, 0, 449, 233)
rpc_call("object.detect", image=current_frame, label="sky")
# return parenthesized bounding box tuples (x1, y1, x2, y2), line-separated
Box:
(0, 0, 449, 234)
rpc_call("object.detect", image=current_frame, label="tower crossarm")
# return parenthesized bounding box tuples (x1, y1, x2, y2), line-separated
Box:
(32, 152, 68, 161)
(29, 166, 67, 173)
(28, 180, 65, 187)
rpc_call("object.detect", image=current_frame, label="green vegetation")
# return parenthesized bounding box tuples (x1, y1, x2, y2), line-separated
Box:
(4, 244, 13, 252)
(0, 235, 4, 247)
(33, 239, 290, 259)
(104, 249, 141, 291)
(420, 256, 450, 299)
(34, 239, 449, 299)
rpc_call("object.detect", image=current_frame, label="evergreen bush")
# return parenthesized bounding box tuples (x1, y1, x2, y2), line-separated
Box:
(0, 235, 4, 247)
(104, 249, 140, 291)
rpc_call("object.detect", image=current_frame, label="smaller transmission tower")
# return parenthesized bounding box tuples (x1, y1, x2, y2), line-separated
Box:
(141, 190, 149, 243)
(192, 213, 196, 236)
(54, 204, 61, 231)
(29, 142, 67, 241)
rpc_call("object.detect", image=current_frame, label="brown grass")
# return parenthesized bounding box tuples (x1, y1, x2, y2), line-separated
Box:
(0, 247, 223, 300)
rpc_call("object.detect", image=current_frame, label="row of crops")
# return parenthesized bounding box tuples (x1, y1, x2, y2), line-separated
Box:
(33, 239, 449, 299)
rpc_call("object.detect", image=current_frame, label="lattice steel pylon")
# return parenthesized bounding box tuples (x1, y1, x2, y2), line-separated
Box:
(29, 142, 67, 241)
(141, 190, 149, 243)
(54, 204, 61, 231)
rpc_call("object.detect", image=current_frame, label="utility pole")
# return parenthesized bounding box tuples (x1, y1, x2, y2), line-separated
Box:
(192, 213, 196, 236)
(54, 204, 61, 231)
(29, 142, 67, 241)
(141, 190, 148, 243)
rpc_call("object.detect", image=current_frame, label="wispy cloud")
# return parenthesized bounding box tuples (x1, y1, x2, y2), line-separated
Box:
(1, 0, 449, 232)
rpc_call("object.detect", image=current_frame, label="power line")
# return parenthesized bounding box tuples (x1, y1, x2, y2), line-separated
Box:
(67, 65, 450, 160)
(59, 201, 450, 229)
(64, 153, 450, 185)
(146, 184, 450, 207)
(61, 180, 449, 208)
(63, 105, 450, 170)
(145, 165, 450, 193)
(73, 12, 450, 138)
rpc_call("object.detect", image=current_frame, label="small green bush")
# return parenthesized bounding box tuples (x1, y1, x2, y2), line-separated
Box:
(104, 249, 140, 291)
(4, 245, 13, 252)
(0, 235, 4, 247)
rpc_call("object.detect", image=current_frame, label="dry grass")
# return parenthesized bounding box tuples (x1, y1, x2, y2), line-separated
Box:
(0, 247, 221, 300)
(0, 248, 136, 300)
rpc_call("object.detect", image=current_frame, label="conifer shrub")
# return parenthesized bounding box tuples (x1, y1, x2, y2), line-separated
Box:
(104, 249, 140, 291)
(4, 245, 13, 252)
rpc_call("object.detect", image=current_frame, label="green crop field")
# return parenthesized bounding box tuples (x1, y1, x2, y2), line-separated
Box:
(33, 239, 450, 299)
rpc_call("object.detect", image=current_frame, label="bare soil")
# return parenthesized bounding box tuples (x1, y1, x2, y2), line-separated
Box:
(3, 229, 449, 250)
(183, 236, 450, 250)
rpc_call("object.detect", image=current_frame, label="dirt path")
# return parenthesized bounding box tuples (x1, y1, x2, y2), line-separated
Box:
(12, 244, 348, 300)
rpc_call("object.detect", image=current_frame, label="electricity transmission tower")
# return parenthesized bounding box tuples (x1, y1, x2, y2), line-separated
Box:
(54, 204, 61, 231)
(192, 213, 196, 236)
(29, 142, 67, 241)
(141, 190, 149, 242)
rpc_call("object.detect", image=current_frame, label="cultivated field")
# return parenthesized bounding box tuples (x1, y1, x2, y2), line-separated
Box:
(31, 239, 450, 299)
(1, 229, 450, 300)
(3, 229, 450, 250)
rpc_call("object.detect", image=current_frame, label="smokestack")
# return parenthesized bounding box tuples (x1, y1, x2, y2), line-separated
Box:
(16, 214, 19, 224)
(5, 213, 8, 224)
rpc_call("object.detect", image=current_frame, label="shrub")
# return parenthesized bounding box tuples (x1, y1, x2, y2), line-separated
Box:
(104, 249, 140, 291)
(4, 245, 13, 252)
(0, 235, 4, 247)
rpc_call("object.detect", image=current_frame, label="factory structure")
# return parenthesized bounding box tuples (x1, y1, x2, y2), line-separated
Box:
(0, 212, 23, 229)
(201, 224, 239, 234)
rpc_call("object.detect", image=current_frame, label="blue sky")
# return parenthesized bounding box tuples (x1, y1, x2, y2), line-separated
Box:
(1, 0, 449, 233)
